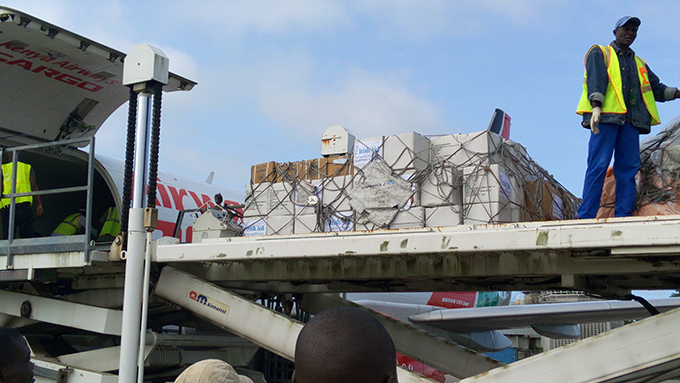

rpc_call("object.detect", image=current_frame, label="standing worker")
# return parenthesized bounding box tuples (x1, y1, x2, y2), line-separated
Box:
(0, 151, 43, 239)
(577, 16, 680, 218)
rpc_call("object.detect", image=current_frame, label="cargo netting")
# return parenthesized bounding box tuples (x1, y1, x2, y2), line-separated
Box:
(243, 130, 579, 236)
(636, 116, 680, 216)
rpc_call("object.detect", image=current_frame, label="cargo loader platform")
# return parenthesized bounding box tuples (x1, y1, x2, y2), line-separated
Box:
(154, 215, 680, 297)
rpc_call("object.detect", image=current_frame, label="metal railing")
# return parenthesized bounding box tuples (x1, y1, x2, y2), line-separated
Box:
(0, 137, 96, 268)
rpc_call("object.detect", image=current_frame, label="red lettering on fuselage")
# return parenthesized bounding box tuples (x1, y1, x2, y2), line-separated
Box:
(52, 60, 70, 68)
(168, 186, 189, 211)
(55, 73, 81, 85)
(0, 41, 109, 91)
(156, 183, 172, 209)
(0, 51, 13, 62)
(188, 190, 214, 209)
(6, 59, 32, 70)
(42, 68, 60, 78)
(76, 82, 104, 92)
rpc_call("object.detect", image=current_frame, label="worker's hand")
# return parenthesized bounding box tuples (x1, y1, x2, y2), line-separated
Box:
(35, 203, 43, 217)
(590, 106, 601, 134)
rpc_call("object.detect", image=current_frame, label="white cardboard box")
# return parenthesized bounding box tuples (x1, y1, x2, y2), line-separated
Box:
(267, 214, 294, 235)
(322, 175, 354, 212)
(463, 163, 522, 206)
(420, 166, 461, 207)
(294, 179, 322, 216)
(353, 137, 384, 168)
(295, 203, 318, 217)
(430, 131, 503, 167)
(243, 217, 267, 236)
(464, 201, 521, 225)
(390, 206, 425, 229)
(268, 182, 296, 216)
(383, 132, 431, 171)
(295, 214, 318, 234)
(425, 206, 462, 227)
(244, 184, 270, 218)
(504, 140, 532, 179)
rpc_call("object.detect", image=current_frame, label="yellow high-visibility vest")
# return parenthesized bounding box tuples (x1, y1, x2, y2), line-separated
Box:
(1, 162, 33, 208)
(52, 213, 84, 236)
(99, 207, 120, 238)
(577, 44, 661, 126)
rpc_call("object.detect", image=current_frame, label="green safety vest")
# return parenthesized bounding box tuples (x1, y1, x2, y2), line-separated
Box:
(53, 213, 84, 236)
(577, 45, 661, 126)
(99, 207, 120, 237)
(1, 162, 33, 208)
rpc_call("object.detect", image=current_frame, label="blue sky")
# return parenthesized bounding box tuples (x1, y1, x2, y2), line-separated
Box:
(6, 0, 680, 200)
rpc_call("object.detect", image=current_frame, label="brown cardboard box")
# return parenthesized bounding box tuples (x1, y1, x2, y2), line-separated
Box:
(305, 156, 353, 179)
(325, 155, 354, 177)
(275, 162, 295, 183)
(524, 180, 563, 221)
(275, 162, 308, 183)
(251, 162, 278, 184)
(524, 180, 546, 221)
(305, 158, 324, 180)
(295, 161, 309, 180)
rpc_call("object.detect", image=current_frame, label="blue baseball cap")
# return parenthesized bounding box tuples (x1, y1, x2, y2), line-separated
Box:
(615, 16, 640, 29)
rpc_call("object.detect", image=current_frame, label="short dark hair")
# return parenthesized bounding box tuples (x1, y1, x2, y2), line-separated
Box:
(0, 327, 25, 367)
(294, 307, 397, 383)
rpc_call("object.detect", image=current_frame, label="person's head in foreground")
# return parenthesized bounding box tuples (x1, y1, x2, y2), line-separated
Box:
(0, 327, 34, 383)
(292, 306, 398, 383)
(174, 359, 254, 383)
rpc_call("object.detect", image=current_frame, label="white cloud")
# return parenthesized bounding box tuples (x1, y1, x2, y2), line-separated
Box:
(221, 48, 443, 139)
(158, 46, 201, 82)
(261, 71, 442, 138)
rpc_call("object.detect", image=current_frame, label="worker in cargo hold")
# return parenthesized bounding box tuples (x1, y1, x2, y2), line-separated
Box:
(0, 327, 35, 383)
(0, 151, 43, 239)
(96, 206, 120, 241)
(577, 16, 680, 218)
(292, 307, 398, 383)
(51, 209, 97, 239)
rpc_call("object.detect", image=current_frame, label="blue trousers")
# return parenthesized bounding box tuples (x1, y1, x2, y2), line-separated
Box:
(578, 122, 640, 219)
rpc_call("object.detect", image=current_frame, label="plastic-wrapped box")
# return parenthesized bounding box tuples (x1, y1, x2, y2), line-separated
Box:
(430, 131, 503, 167)
(383, 132, 430, 171)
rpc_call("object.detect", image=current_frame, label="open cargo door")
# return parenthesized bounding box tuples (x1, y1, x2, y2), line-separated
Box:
(0, 6, 195, 148)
